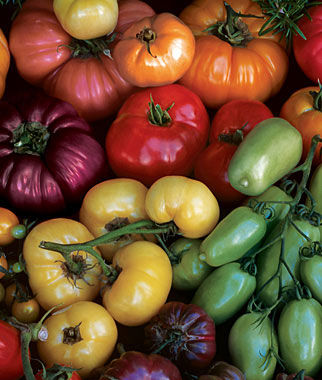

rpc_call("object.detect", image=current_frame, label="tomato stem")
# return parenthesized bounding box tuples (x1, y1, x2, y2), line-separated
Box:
(12, 121, 50, 156)
(147, 94, 174, 126)
(136, 26, 157, 57)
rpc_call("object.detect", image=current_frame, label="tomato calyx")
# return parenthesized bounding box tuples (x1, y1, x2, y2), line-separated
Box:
(36, 363, 80, 380)
(218, 122, 248, 145)
(147, 94, 174, 126)
(136, 26, 157, 57)
(12, 121, 50, 155)
(63, 322, 83, 345)
(309, 80, 322, 112)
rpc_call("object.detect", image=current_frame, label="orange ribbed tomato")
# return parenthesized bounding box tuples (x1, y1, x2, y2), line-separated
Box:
(113, 12, 195, 87)
(179, 0, 288, 109)
(0, 28, 10, 99)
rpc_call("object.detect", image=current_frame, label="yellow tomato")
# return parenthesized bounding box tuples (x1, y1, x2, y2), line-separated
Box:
(0, 207, 19, 246)
(145, 176, 220, 238)
(53, 0, 119, 40)
(102, 240, 172, 326)
(79, 178, 153, 261)
(37, 300, 118, 378)
(23, 218, 102, 310)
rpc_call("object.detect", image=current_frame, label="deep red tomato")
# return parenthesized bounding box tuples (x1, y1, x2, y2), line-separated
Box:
(194, 99, 273, 204)
(0, 89, 108, 214)
(144, 301, 216, 371)
(105, 84, 210, 186)
(99, 351, 182, 380)
(293, 5, 322, 84)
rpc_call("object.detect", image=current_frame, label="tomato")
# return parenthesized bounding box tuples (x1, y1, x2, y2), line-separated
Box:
(0, 254, 8, 280)
(256, 218, 320, 307)
(113, 12, 195, 87)
(0, 207, 19, 246)
(99, 351, 182, 380)
(276, 371, 314, 380)
(199, 361, 245, 380)
(200, 206, 267, 267)
(79, 178, 151, 261)
(228, 312, 278, 380)
(145, 176, 220, 239)
(170, 238, 213, 291)
(144, 301, 216, 370)
(179, 1, 288, 109)
(11, 298, 40, 324)
(105, 84, 210, 186)
(35, 364, 82, 380)
(191, 262, 256, 325)
(307, 163, 322, 238)
(228, 118, 303, 196)
(0, 282, 5, 303)
(301, 254, 322, 304)
(194, 99, 273, 204)
(0, 90, 107, 214)
(278, 298, 322, 376)
(53, 0, 119, 40)
(0, 28, 9, 99)
(0, 320, 25, 380)
(4, 282, 19, 308)
(293, 5, 322, 84)
(23, 218, 102, 310)
(37, 300, 118, 379)
(102, 240, 172, 326)
(280, 86, 322, 168)
(9, 0, 136, 122)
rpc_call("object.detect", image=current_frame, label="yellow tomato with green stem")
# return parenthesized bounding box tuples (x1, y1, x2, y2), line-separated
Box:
(53, 0, 119, 40)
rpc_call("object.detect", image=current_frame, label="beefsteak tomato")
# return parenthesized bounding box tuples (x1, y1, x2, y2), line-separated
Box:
(105, 84, 210, 186)
(0, 91, 107, 214)
(0, 28, 9, 99)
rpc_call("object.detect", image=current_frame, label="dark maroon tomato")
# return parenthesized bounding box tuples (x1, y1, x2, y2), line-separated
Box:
(198, 361, 245, 380)
(99, 351, 182, 380)
(0, 89, 108, 214)
(144, 301, 216, 371)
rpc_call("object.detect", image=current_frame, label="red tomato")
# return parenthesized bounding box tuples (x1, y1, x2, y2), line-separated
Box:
(194, 99, 273, 204)
(35, 365, 82, 380)
(105, 84, 210, 186)
(293, 5, 322, 84)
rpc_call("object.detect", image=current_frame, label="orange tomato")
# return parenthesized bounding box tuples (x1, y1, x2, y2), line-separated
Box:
(11, 298, 40, 323)
(0, 255, 7, 280)
(0, 28, 10, 99)
(0, 207, 19, 246)
(113, 12, 195, 87)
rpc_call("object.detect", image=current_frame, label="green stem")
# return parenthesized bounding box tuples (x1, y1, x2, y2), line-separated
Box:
(147, 94, 174, 126)
(21, 331, 34, 380)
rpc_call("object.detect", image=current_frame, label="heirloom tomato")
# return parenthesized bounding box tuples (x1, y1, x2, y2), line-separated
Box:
(0, 91, 107, 214)
(199, 361, 245, 380)
(23, 218, 102, 311)
(79, 178, 151, 261)
(0, 207, 19, 246)
(0, 254, 8, 279)
(276, 372, 314, 380)
(144, 301, 216, 371)
(113, 12, 195, 87)
(293, 4, 322, 84)
(307, 163, 322, 238)
(278, 298, 322, 376)
(11, 298, 40, 324)
(101, 240, 172, 326)
(53, 0, 119, 40)
(105, 84, 210, 186)
(179, 0, 288, 109)
(280, 86, 322, 168)
(99, 351, 182, 380)
(145, 176, 220, 239)
(228, 312, 278, 380)
(9, 0, 136, 122)
(37, 301, 118, 379)
(228, 118, 303, 196)
(0, 28, 9, 99)
(300, 254, 322, 304)
(194, 99, 273, 204)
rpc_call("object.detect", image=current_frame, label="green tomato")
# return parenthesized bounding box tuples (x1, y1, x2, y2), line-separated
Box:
(278, 298, 322, 376)
(169, 238, 213, 291)
(228, 312, 278, 380)
(191, 262, 256, 325)
(200, 206, 267, 267)
(300, 255, 322, 304)
(307, 163, 322, 239)
(256, 218, 320, 306)
(11, 224, 27, 240)
(228, 118, 303, 196)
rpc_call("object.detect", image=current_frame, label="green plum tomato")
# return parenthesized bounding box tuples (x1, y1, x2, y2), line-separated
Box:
(300, 254, 322, 304)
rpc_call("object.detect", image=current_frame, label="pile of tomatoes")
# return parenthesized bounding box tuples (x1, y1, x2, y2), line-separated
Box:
(0, 1, 321, 380)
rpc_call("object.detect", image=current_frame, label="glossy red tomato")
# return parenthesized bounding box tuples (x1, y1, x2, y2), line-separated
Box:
(194, 99, 273, 204)
(105, 84, 210, 186)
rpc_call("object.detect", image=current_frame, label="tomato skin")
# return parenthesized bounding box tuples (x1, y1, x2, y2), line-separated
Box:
(145, 176, 220, 239)
(37, 301, 118, 379)
(199, 361, 245, 380)
(278, 298, 322, 376)
(105, 84, 210, 187)
(228, 118, 303, 196)
(307, 163, 322, 238)
(301, 255, 322, 304)
(200, 206, 267, 267)
(280, 87, 322, 168)
(293, 5, 322, 84)
(35, 367, 82, 380)
(99, 351, 182, 380)
(11, 298, 40, 324)
(144, 301, 216, 371)
(228, 312, 278, 380)
(275, 372, 314, 380)
(0, 207, 19, 247)
(0, 28, 9, 99)
(0, 320, 24, 380)
(191, 262, 256, 325)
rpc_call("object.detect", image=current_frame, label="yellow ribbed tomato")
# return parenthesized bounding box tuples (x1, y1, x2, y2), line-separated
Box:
(23, 218, 102, 310)
(145, 176, 220, 239)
